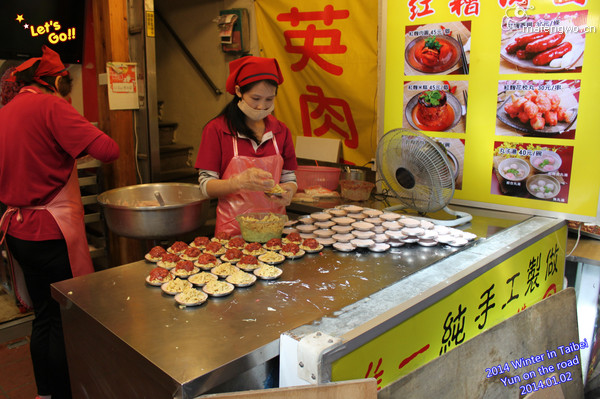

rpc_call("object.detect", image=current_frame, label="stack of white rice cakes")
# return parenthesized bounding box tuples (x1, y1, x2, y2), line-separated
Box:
(283, 205, 477, 253)
(143, 227, 323, 308)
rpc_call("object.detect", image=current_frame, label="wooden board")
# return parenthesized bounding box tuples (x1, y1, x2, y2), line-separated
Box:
(198, 379, 376, 399)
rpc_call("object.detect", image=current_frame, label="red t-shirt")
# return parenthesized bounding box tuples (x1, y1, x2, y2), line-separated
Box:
(0, 86, 117, 240)
(194, 114, 298, 175)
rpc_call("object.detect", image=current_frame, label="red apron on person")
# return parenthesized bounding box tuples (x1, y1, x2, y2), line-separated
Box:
(0, 167, 94, 308)
(216, 134, 284, 236)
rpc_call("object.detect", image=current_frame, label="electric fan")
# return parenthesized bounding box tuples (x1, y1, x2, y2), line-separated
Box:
(376, 128, 472, 226)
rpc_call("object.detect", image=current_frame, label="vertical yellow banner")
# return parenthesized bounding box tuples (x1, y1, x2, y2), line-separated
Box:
(255, 1, 378, 166)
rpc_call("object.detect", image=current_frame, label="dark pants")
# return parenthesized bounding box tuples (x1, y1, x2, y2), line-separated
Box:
(6, 235, 73, 399)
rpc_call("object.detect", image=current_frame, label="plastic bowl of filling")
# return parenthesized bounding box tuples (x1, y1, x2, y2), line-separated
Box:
(526, 175, 561, 200)
(236, 213, 288, 243)
(498, 157, 530, 182)
(530, 150, 562, 173)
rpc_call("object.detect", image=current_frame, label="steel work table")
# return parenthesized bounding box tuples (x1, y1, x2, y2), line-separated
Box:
(51, 206, 541, 398)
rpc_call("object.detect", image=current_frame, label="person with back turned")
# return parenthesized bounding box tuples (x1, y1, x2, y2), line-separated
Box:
(0, 45, 119, 399)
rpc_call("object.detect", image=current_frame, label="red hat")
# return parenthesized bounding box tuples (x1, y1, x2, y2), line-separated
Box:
(225, 56, 283, 95)
(9, 45, 68, 83)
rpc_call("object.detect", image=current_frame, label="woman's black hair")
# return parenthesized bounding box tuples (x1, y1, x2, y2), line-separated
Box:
(216, 79, 278, 144)
(14, 60, 72, 97)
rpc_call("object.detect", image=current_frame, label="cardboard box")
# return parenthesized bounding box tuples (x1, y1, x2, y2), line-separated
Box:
(294, 136, 341, 163)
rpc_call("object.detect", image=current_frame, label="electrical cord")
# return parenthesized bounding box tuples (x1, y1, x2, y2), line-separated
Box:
(566, 223, 582, 257)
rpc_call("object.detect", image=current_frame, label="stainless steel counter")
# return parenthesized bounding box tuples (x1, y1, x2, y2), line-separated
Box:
(51, 206, 532, 398)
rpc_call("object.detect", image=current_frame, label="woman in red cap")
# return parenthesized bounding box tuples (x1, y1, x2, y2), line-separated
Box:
(0, 45, 119, 399)
(195, 56, 298, 236)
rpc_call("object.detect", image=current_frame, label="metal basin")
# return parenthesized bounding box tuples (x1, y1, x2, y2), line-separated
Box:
(97, 183, 207, 239)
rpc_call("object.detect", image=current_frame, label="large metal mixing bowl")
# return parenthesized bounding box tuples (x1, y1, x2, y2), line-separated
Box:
(97, 183, 207, 239)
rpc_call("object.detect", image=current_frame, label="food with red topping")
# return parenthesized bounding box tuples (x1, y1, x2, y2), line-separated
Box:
(243, 242, 265, 256)
(283, 232, 302, 244)
(300, 238, 323, 253)
(190, 236, 210, 249)
(175, 260, 195, 272)
(167, 241, 189, 254)
(149, 246, 166, 257)
(147, 267, 173, 284)
(264, 238, 282, 251)
(280, 243, 301, 256)
(158, 253, 181, 269)
(194, 253, 219, 270)
(204, 241, 225, 255)
(171, 260, 198, 278)
(181, 247, 201, 260)
(145, 245, 167, 262)
(212, 231, 231, 243)
(223, 248, 243, 262)
(226, 236, 246, 249)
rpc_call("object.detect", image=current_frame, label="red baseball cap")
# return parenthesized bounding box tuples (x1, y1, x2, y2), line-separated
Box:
(225, 56, 283, 95)
(9, 45, 68, 82)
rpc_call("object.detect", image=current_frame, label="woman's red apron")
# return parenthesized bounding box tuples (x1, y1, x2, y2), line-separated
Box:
(216, 134, 284, 236)
(0, 167, 94, 309)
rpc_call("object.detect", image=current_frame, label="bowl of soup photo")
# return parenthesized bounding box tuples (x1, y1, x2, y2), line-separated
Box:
(530, 150, 562, 173)
(498, 157, 530, 182)
(526, 175, 561, 200)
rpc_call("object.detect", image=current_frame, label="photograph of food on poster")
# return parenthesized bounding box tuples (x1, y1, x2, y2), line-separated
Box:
(432, 137, 464, 190)
(404, 21, 471, 75)
(403, 81, 467, 133)
(491, 142, 573, 203)
(499, 10, 587, 74)
(496, 80, 579, 139)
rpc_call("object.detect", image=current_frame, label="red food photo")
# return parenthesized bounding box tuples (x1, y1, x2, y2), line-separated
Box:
(412, 90, 455, 132)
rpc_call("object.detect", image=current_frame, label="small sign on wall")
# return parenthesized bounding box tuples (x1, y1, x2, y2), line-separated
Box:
(107, 62, 139, 110)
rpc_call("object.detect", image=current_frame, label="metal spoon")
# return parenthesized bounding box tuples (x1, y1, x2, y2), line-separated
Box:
(154, 191, 165, 206)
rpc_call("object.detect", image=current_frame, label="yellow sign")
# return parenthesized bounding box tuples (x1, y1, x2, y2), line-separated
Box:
(255, 1, 378, 166)
(331, 225, 567, 390)
(146, 11, 155, 38)
(385, 0, 600, 220)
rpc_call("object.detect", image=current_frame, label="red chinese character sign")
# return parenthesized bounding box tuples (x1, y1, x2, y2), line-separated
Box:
(256, 1, 378, 166)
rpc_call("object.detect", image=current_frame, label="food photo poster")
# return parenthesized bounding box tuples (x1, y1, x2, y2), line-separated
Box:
(385, 0, 600, 222)
(496, 80, 579, 139)
(499, 10, 588, 74)
(491, 141, 573, 203)
(404, 21, 472, 75)
(403, 81, 468, 133)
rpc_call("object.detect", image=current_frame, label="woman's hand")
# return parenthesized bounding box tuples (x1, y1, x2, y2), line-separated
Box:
(268, 182, 297, 206)
(229, 167, 275, 192)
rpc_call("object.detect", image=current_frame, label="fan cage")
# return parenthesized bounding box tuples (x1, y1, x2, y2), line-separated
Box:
(377, 129, 454, 213)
